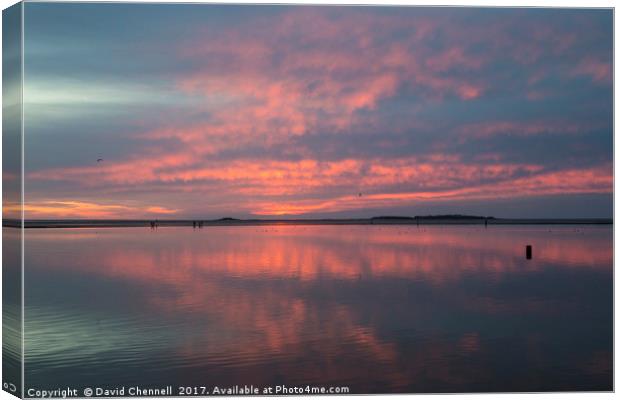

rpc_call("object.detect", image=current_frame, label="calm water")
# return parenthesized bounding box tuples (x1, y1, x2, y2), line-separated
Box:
(23, 225, 612, 393)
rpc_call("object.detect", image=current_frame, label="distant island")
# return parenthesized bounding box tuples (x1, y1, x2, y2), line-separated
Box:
(372, 214, 495, 220)
(2, 215, 612, 229)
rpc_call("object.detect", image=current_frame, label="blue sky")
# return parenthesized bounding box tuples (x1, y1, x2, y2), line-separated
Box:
(18, 3, 613, 218)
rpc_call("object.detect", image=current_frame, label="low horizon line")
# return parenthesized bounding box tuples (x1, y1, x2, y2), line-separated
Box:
(3, 216, 613, 229)
(3, 216, 615, 221)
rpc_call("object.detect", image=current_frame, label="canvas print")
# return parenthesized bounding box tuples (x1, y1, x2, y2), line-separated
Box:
(2, 1, 614, 397)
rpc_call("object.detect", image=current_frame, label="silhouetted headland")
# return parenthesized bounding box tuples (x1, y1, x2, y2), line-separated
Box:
(3, 214, 612, 229)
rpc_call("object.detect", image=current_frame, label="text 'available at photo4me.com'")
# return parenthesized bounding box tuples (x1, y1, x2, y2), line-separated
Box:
(25, 385, 352, 398)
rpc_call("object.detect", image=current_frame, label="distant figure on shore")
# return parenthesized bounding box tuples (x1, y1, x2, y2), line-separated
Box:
(193, 221, 196, 228)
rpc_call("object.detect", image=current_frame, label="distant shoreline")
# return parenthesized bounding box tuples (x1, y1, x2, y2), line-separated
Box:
(2, 217, 613, 229)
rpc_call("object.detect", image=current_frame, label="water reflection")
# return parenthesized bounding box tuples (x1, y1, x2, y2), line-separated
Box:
(24, 225, 612, 392)
(3, 228, 22, 395)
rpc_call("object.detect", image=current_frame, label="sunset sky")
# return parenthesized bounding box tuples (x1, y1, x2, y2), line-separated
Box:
(20, 4, 612, 219)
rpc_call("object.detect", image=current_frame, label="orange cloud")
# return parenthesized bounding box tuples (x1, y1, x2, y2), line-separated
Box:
(19, 200, 178, 219)
(251, 165, 612, 216)
(145, 206, 179, 214)
(27, 155, 611, 218)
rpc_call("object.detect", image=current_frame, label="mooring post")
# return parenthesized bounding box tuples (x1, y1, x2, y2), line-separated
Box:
(526, 245, 532, 259)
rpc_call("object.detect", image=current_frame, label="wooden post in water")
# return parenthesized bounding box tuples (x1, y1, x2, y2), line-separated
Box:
(526, 245, 532, 260)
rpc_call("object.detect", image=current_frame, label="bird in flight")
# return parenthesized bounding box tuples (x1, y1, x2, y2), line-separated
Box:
(97, 158, 103, 162)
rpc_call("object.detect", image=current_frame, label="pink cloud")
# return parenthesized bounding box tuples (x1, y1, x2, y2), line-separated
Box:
(457, 119, 600, 139)
(572, 58, 612, 83)
(177, 10, 486, 143)
(250, 164, 611, 216)
(22, 9, 612, 219)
